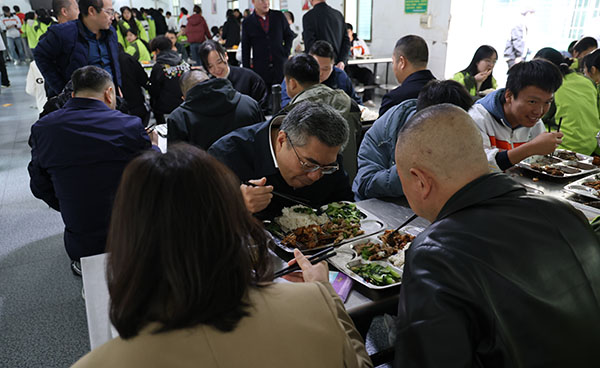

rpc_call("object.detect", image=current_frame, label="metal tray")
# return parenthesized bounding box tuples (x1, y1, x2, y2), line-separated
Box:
(563, 173, 600, 200)
(516, 150, 599, 178)
(268, 203, 388, 254)
(327, 226, 423, 290)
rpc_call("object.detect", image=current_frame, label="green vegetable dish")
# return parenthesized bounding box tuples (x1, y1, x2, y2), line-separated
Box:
(325, 202, 366, 224)
(349, 263, 402, 286)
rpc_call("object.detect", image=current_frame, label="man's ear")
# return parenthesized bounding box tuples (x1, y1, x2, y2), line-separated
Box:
(504, 89, 513, 104)
(104, 86, 114, 105)
(409, 167, 433, 201)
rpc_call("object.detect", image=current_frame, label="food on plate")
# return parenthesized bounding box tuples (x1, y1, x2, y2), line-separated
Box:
(275, 205, 328, 233)
(531, 156, 561, 165)
(353, 232, 414, 261)
(388, 252, 406, 267)
(530, 164, 564, 176)
(583, 180, 600, 191)
(567, 161, 595, 170)
(593, 157, 600, 166)
(349, 263, 401, 286)
(324, 202, 366, 224)
(555, 150, 578, 161)
(281, 219, 364, 249)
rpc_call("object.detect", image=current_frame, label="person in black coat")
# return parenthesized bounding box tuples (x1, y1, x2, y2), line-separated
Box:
(150, 8, 167, 35)
(117, 44, 150, 125)
(302, 0, 350, 68)
(241, 0, 294, 89)
(148, 36, 191, 125)
(222, 9, 240, 48)
(167, 69, 264, 150)
(379, 35, 436, 116)
(199, 40, 268, 113)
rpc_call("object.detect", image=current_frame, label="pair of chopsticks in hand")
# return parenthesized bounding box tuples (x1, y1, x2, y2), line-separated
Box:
(242, 181, 314, 209)
(273, 246, 337, 279)
(548, 117, 563, 133)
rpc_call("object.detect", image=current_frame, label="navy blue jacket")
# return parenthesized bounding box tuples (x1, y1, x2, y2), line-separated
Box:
(379, 69, 435, 116)
(241, 10, 295, 85)
(28, 98, 152, 260)
(34, 19, 122, 96)
(208, 120, 354, 220)
(280, 66, 362, 107)
(302, 2, 350, 65)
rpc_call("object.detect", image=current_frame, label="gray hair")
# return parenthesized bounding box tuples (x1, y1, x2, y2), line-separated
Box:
(280, 101, 349, 149)
(179, 69, 210, 96)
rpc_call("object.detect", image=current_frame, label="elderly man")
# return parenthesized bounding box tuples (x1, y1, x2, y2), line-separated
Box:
(353, 80, 473, 200)
(379, 35, 435, 116)
(280, 40, 361, 108)
(28, 66, 157, 276)
(280, 54, 361, 181)
(53, 0, 80, 24)
(469, 59, 563, 171)
(393, 104, 600, 367)
(167, 69, 264, 150)
(199, 39, 268, 113)
(34, 0, 120, 97)
(208, 101, 353, 219)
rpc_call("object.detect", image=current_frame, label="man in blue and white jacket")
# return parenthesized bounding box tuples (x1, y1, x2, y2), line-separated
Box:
(468, 59, 564, 172)
(353, 80, 473, 200)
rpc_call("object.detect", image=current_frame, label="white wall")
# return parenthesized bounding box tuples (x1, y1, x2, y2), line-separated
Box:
(0, 0, 32, 12)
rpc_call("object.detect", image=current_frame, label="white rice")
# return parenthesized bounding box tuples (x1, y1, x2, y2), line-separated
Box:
(388, 252, 405, 267)
(275, 205, 329, 233)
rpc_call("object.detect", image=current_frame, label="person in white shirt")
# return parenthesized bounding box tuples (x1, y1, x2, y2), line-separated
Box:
(1, 6, 25, 64)
(165, 11, 178, 32)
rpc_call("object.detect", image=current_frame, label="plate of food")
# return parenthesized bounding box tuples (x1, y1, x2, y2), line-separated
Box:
(563, 173, 600, 200)
(516, 149, 599, 178)
(326, 226, 422, 289)
(266, 202, 387, 253)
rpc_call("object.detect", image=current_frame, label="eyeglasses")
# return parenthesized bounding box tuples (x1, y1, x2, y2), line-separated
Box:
(287, 135, 339, 175)
(102, 8, 115, 17)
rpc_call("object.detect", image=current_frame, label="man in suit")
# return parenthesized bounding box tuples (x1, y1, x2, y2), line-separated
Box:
(302, 0, 350, 70)
(241, 0, 294, 103)
(28, 66, 157, 276)
(379, 35, 436, 116)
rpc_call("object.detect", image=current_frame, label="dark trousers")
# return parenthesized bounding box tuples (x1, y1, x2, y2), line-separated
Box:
(0, 51, 9, 86)
(346, 65, 375, 101)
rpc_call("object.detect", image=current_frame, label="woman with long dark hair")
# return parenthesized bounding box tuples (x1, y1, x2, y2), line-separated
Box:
(117, 6, 148, 48)
(453, 45, 498, 97)
(72, 144, 371, 368)
(535, 47, 600, 155)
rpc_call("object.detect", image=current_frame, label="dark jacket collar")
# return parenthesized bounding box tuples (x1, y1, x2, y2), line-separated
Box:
(403, 69, 435, 84)
(435, 173, 526, 222)
(250, 118, 281, 177)
(77, 17, 110, 41)
(64, 97, 112, 110)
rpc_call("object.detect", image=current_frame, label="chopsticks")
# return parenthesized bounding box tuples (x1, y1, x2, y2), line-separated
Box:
(242, 181, 314, 209)
(388, 214, 418, 238)
(273, 246, 337, 279)
(557, 117, 563, 132)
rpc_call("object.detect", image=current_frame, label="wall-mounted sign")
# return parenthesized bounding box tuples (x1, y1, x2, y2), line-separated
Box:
(405, 0, 427, 14)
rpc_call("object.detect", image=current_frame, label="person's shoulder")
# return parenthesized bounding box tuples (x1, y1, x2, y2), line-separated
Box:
(210, 121, 266, 152)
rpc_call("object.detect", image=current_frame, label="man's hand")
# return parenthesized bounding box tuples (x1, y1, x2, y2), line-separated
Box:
(527, 131, 563, 155)
(146, 128, 159, 145)
(240, 177, 273, 213)
(282, 249, 329, 283)
(336, 61, 345, 70)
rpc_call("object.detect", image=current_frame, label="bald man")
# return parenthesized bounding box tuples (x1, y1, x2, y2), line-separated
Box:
(393, 104, 600, 367)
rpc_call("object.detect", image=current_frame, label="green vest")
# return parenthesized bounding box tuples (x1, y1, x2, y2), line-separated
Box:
(553, 72, 600, 155)
(452, 71, 497, 97)
(126, 39, 151, 62)
(23, 20, 48, 49)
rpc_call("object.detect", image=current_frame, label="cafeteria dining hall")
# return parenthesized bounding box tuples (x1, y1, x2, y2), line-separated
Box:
(3, 0, 600, 366)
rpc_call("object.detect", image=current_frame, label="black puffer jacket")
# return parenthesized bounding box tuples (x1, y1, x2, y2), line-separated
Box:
(167, 78, 264, 149)
(149, 50, 190, 115)
(395, 173, 600, 368)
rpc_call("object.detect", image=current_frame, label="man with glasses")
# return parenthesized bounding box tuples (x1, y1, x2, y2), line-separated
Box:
(208, 101, 354, 219)
(34, 0, 121, 97)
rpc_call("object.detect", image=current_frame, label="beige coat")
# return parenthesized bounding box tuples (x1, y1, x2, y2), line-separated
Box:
(72, 282, 372, 368)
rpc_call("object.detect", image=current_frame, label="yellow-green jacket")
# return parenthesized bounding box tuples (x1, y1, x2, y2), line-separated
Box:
(23, 20, 49, 49)
(453, 71, 497, 97)
(117, 19, 148, 48)
(126, 38, 151, 62)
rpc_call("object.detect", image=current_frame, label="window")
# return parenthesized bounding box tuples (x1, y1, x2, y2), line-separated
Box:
(227, 0, 240, 10)
(344, 0, 373, 42)
(194, 0, 202, 5)
(567, 0, 600, 39)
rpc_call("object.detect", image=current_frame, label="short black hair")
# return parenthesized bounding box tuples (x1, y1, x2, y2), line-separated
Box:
(534, 47, 573, 76)
(53, 0, 72, 16)
(394, 35, 428, 68)
(125, 28, 138, 37)
(180, 7, 188, 15)
(583, 49, 600, 72)
(226, 9, 233, 17)
(574, 37, 598, 55)
(284, 10, 294, 23)
(149, 35, 173, 52)
(345, 23, 353, 31)
(72, 65, 113, 94)
(309, 40, 335, 61)
(166, 29, 177, 36)
(284, 54, 320, 86)
(416, 80, 473, 112)
(2, 6, 11, 13)
(506, 59, 563, 98)
(567, 40, 577, 54)
(13, 5, 20, 12)
(198, 39, 227, 71)
(193, 5, 201, 14)
(166, 11, 171, 16)
(79, 0, 103, 16)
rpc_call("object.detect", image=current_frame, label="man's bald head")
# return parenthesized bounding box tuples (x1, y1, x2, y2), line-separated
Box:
(395, 104, 488, 220)
(179, 69, 210, 97)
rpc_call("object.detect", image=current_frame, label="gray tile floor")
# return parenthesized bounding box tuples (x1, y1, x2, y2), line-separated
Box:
(0, 64, 89, 367)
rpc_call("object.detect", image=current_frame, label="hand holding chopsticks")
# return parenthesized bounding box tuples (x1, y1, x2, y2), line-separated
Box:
(274, 247, 336, 281)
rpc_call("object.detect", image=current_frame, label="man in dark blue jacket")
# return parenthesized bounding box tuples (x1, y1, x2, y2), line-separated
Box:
(28, 66, 156, 276)
(379, 35, 435, 116)
(302, 0, 350, 68)
(241, 0, 294, 92)
(34, 0, 121, 97)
